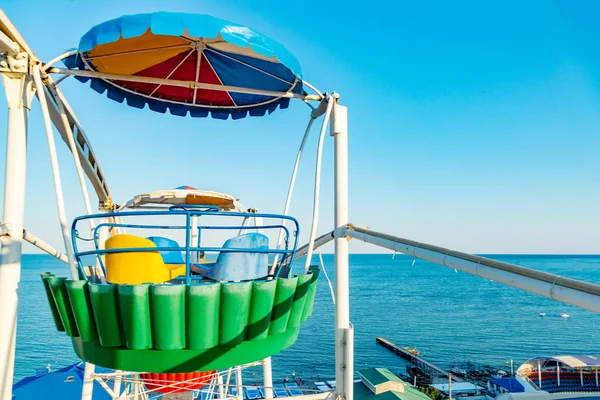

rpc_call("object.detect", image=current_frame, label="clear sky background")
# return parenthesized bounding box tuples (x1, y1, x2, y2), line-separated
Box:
(1, 0, 600, 254)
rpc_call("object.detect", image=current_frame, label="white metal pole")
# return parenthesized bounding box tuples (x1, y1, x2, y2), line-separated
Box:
(81, 362, 95, 400)
(581, 369, 584, 387)
(331, 99, 352, 400)
(263, 357, 274, 399)
(112, 371, 122, 399)
(343, 324, 354, 399)
(557, 361, 560, 387)
(294, 231, 335, 261)
(32, 65, 78, 280)
(133, 377, 139, 400)
(21, 229, 69, 263)
(225, 367, 233, 395)
(303, 99, 334, 273)
(235, 366, 243, 400)
(0, 73, 32, 400)
(271, 117, 316, 273)
(538, 361, 541, 388)
(218, 374, 225, 399)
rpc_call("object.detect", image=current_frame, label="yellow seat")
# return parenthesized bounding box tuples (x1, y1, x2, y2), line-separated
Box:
(166, 264, 186, 279)
(105, 234, 170, 284)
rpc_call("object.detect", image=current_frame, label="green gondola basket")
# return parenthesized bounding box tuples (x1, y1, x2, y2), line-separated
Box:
(41, 267, 319, 372)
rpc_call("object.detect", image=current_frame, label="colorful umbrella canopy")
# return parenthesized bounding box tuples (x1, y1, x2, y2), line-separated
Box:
(63, 12, 305, 119)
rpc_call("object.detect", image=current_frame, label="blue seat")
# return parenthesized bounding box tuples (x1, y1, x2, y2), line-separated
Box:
(285, 383, 303, 396)
(146, 236, 184, 264)
(273, 384, 288, 398)
(246, 387, 261, 399)
(201, 233, 269, 281)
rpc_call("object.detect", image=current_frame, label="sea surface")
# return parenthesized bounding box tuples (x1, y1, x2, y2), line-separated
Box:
(14, 254, 600, 383)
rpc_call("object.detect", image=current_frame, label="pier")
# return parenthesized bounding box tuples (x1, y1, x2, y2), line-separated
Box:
(376, 337, 463, 382)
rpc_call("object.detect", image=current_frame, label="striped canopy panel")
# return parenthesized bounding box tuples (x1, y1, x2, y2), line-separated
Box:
(64, 12, 304, 119)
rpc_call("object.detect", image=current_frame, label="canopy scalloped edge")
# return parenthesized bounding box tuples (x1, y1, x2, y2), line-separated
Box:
(63, 12, 306, 120)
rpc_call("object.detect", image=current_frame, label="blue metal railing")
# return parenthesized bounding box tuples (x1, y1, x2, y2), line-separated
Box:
(72, 208, 300, 284)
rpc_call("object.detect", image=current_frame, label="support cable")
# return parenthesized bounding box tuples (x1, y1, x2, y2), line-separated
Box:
(303, 97, 334, 273)
(270, 116, 316, 274)
(32, 65, 78, 279)
(319, 252, 336, 305)
(50, 83, 96, 231)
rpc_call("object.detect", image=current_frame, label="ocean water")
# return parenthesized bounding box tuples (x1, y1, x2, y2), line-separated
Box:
(14, 254, 600, 382)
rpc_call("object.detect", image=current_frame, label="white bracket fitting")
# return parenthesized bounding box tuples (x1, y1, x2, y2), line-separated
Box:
(330, 103, 347, 137)
(0, 51, 28, 74)
(0, 222, 10, 237)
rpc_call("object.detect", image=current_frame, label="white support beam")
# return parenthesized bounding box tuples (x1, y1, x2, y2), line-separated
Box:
(0, 29, 19, 54)
(332, 100, 352, 400)
(81, 362, 95, 400)
(235, 366, 243, 400)
(217, 374, 225, 399)
(294, 230, 336, 261)
(1, 225, 67, 263)
(263, 357, 274, 399)
(22, 229, 68, 263)
(345, 225, 600, 314)
(0, 10, 35, 58)
(0, 73, 33, 400)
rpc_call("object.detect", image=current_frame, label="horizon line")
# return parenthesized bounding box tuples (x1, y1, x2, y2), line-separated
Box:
(22, 253, 600, 256)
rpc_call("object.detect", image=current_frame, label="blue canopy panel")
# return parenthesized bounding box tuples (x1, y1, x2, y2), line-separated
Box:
(489, 378, 525, 393)
(13, 363, 113, 400)
(63, 12, 305, 120)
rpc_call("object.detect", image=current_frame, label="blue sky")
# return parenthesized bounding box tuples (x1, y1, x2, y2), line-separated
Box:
(1, 0, 600, 254)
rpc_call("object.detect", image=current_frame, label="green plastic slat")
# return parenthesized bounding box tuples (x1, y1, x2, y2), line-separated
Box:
(247, 280, 276, 341)
(151, 285, 186, 350)
(269, 277, 297, 335)
(301, 267, 320, 323)
(89, 284, 123, 347)
(40, 267, 321, 372)
(220, 282, 252, 346)
(65, 280, 98, 343)
(118, 284, 152, 350)
(187, 283, 220, 349)
(46, 276, 79, 337)
(287, 274, 312, 328)
(41, 273, 65, 332)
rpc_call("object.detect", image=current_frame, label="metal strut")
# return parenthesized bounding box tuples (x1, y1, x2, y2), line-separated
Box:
(344, 224, 600, 314)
